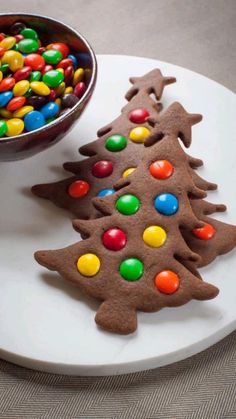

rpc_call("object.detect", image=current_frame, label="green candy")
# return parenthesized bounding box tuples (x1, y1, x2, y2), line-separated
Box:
(20, 28, 38, 40)
(24, 88, 33, 98)
(0, 120, 7, 138)
(29, 71, 41, 82)
(116, 194, 140, 215)
(46, 117, 55, 124)
(105, 134, 127, 152)
(119, 258, 144, 281)
(42, 70, 64, 87)
(18, 38, 39, 53)
(0, 64, 9, 74)
(13, 43, 19, 51)
(42, 50, 62, 65)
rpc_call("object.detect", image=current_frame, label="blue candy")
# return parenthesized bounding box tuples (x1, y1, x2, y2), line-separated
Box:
(24, 111, 45, 131)
(97, 188, 116, 197)
(154, 193, 179, 215)
(0, 91, 13, 107)
(67, 54, 78, 69)
(40, 102, 59, 119)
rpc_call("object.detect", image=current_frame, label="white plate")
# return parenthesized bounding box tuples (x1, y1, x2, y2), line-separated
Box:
(0, 55, 235, 376)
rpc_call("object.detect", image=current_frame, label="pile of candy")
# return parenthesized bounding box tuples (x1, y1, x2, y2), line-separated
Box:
(0, 21, 87, 137)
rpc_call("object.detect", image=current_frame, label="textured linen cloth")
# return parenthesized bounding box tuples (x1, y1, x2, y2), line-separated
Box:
(0, 1, 235, 418)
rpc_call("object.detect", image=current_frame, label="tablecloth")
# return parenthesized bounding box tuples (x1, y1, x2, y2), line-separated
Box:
(0, 1, 235, 418)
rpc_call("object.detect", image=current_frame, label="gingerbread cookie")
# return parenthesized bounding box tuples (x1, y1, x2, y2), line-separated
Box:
(35, 103, 219, 335)
(32, 69, 176, 219)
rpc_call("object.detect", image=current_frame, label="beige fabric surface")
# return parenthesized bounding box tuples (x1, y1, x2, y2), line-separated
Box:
(0, 1, 236, 418)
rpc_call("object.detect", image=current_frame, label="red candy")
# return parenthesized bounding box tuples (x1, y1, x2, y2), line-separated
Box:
(14, 34, 24, 43)
(129, 108, 150, 124)
(41, 64, 53, 75)
(92, 160, 113, 178)
(48, 42, 69, 59)
(102, 228, 127, 251)
(7, 96, 26, 111)
(37, 47, 46, 55)
(0, 77, 15, 92)
(68, 180, 90, 198)
(155, 270, 180, 294)
(48, 89, 56, 102)
(0, 34, 5, 42)
(74, 82, 86, 98)
(24, 53, 45, 71)
(192, 223, 216, 240)
(13, 66, 32, 81)
(64, 65, 74, 84)
(56, 58, 73, 69)
(149, 160, 174, 180)
(0, 46, 5, 57)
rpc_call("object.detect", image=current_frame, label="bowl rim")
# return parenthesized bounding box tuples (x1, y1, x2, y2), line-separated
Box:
(0, 12, 97, 144)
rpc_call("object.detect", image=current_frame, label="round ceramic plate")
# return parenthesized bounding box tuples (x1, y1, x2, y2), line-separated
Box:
(0, 55, 235, 376)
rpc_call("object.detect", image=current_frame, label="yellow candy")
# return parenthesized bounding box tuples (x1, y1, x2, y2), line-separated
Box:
(2, 50, 24, 72)
(0, 108, 13, 119)
(0, 36, 16, 50)
(55, 98, 61, 108)
(0, 71, 2, 83)
(73, 68, 84, 86)
(6, 118, 24, 137)
(13, 80, 30, 97)
(57, 68, 64, 74)
(77, 253, 100, 277)
(55, 81, 65, 97)
(30, 81, 50, 96)
(13, 106, 34, 118)
(122, 167, 136, 178)
(129, 126, 150, 143)
(143, 226, 167, 248)
(64, 86, 73, 94)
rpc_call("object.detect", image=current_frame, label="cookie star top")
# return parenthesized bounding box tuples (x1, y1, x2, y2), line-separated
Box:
(125, 69, 176, 101)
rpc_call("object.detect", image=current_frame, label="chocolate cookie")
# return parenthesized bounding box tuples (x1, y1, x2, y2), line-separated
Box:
(35, 103, 219, 335)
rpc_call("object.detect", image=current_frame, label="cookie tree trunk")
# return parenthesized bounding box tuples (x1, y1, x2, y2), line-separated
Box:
(35, 103, 219, 335)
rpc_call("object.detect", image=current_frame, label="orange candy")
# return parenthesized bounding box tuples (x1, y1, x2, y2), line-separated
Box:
(0, 77, 15, 92)
(7, 96, 26, 111)
(149, 160, 174, 180)
(155, 270, 180, 294)
(192, 223, 216, 240)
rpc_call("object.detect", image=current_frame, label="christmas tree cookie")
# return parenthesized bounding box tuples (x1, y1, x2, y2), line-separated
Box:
(32, 69, 176, 219)
(35, 102, 220, 335)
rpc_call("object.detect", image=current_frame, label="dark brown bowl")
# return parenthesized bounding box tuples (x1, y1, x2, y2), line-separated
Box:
(0, 13, 97, 162)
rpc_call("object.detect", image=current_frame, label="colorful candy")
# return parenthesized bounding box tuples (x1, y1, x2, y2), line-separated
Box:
(154, 193, 179, 216)
(40, 102, 59, 119)
(77, 253, 100, 277)
(129, 126, 150, 143)
(192, 223, 216, 240)
(68, 180, 90, 198)
(92, 160, 113, 178)
(149, 160, 174, 179)
(155, 270, 180, 294)
(122, 167, 136, 177)
(129, 108, 150, 124)
(116, 194, 140, 215)
(119, 258, 144, 281)
(105, 134, 127, 152)
(143, 226, 167, 247)
(6, 118, 24, 136)
(102, 228, 127, 251)
(24, 110, 45, 131)
(97, 188, 115, 197)
(0, 22, 88, 137)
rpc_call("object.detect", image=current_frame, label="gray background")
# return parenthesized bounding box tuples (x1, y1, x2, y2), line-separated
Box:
(0, 1, 235, 418)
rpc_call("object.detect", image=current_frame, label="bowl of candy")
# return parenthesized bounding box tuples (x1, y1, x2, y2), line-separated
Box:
(0, 13, 97, 161)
